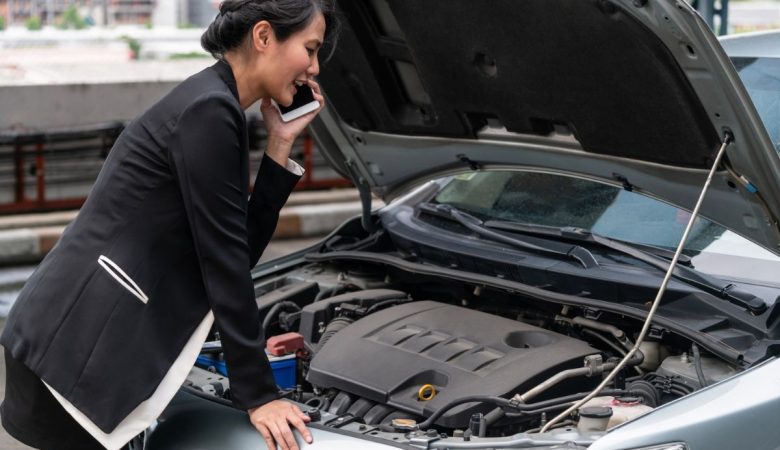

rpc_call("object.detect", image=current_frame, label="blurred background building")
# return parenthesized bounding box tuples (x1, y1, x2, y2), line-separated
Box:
(0, 0, 218, 28)
(0, 0, 777, 216)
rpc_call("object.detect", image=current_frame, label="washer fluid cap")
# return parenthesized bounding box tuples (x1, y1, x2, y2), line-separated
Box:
(579, 406, 613, 418)
(614, 396, 642, 405)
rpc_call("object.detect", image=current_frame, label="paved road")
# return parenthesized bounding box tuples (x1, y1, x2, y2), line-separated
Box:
(0, 236, 324, 449)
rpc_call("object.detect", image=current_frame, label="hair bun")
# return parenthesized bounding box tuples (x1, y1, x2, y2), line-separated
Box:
(203, 0, 340, 60)
(219, 0, 252, 15)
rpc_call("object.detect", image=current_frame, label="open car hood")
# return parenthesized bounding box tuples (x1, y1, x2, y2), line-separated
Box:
(310, 0, 780, 253)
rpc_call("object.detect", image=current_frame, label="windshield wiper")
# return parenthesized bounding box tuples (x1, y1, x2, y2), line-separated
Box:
(485, 220, 692, 265)
(418, 202, 598, 268)
(484, 219, 767, 314)
(419, 202, 766, 313)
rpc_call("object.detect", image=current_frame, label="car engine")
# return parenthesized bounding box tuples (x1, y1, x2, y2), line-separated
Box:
(308, 299, 595, 428)
(185, 258, 740, 441)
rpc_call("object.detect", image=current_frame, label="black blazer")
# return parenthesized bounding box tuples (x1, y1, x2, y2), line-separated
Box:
(0, 60, 300, 433)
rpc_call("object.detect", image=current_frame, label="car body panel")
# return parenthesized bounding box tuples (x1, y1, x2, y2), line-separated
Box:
(588, 357, 780, 449)
(146, 393, 403, 450)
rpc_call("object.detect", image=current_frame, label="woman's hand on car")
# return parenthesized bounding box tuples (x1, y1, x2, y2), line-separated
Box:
(261, 79, 325, 167)
(249, 399, 312, 450)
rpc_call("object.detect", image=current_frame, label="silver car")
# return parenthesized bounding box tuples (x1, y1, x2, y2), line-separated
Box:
(146, 1, 780, 449)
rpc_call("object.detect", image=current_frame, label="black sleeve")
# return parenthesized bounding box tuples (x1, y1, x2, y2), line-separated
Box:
(168, 93, 278, 410)
(246, 154, 301, 268)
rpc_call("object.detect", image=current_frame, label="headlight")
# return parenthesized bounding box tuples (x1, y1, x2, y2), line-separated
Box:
(629, 444, 689, 450)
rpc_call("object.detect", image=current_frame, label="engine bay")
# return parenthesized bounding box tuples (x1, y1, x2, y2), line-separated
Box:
(186, 253, 740, 444)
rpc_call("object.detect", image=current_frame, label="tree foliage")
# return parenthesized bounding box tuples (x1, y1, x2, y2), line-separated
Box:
(58, 6, 87, 30)
(121, 36, 142, 60)
(25, 16, 42, 31)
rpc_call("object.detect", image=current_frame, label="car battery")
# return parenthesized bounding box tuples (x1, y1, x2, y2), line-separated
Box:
(196, 352, 298, 390)
(267, 353, 297, 389)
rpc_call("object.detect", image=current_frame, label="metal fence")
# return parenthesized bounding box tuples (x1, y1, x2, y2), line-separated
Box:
(0, 120, 351, 215)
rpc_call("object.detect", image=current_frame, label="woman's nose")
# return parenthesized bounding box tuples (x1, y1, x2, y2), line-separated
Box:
(308, 56, 320, 77)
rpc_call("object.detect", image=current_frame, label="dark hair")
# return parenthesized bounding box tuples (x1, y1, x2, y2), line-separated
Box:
(201, 0, 339, 60)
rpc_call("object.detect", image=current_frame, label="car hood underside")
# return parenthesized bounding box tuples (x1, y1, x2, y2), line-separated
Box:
(311, 0, 780, 253)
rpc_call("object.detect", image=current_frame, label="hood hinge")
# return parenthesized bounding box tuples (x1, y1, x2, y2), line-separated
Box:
(457, 154, 481, 171)
(612, 173, 634, 191)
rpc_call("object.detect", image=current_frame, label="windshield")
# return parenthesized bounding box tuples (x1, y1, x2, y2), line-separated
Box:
(732, 57, 780, 154)
(434, 171, 780, 285)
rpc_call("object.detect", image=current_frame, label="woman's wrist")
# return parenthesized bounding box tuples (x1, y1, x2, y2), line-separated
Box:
(264, 136, 294, 166)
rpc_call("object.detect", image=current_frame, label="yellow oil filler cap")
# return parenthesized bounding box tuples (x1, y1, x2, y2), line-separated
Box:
(417, 384, 437, 401)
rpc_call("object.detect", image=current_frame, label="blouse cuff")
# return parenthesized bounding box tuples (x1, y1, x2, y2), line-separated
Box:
(285, 158, 305, 176)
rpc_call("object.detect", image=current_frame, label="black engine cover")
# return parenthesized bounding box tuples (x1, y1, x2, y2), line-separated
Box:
(307, 301, 596, 427)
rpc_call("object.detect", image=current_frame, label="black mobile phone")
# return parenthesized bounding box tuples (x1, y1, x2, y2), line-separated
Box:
(276, 85, 320, 122)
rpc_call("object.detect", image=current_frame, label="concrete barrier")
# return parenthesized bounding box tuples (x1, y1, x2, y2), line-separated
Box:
(274, 201, 365, 239)
(0, 229, 41, 264)
(0, 189, 382, 265)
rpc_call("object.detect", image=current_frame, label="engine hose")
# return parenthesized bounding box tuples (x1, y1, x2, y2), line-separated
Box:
(315, 285, 347, 302)
(691, 343, 708, 387)
(581, 329, 626, 356)
(315, 317, 354, 353)
(506, 402, 597, 418)
(580, 330, 643, 377)
(482, 405, 507, 428)
(669, 387, 691, 397)
(626, 380, 660, 407)
(486, 388, 634, 425)
(365, 297, 412, 315)
(621, 350, 644, 370)
(485, 352, 644, 427)
(505, 389, 636, 418)
(418, 389, 632, 431)
(417, 396, 513, 430)
(261, 301, 301, 332)
(522, 352, 642, 405)
(315, 286, 337, 301)
(571, 316, 634, 352)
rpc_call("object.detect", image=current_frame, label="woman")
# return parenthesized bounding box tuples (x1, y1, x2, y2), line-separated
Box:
(0, 1, 338, 450)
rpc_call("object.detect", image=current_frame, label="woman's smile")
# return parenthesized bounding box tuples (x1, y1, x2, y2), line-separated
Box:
(266, 14, 325, 106)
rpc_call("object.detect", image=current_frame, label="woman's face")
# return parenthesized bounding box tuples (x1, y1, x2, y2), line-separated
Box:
(262, 13, 326, 107)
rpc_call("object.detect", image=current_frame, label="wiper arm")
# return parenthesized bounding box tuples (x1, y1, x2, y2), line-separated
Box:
(419, 203, 598, 268)
(486, 220, 767, 314)
(484, 220, 692, 264)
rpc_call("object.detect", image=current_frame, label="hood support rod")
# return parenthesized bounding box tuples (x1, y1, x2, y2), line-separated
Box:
(541, 131, 734, 433)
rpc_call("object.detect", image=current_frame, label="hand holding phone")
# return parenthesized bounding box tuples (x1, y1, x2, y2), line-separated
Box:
(275, 85, 321, 122)
(260, 80, 324, 167)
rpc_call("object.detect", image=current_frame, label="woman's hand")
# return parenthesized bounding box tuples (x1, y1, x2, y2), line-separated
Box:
(261, 79, 325, 167)
(248, 399, 313, 450)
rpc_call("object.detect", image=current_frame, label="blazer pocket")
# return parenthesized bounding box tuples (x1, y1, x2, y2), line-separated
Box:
(97, 255, 149, 304)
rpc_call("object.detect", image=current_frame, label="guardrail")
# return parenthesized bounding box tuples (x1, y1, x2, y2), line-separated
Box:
(0, 121, 351, 215)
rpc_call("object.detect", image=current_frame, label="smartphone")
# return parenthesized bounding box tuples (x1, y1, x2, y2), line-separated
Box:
(276, 85, 320, 122)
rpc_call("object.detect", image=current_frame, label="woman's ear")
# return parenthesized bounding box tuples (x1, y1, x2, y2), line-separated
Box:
(252, 20, 274, 52)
